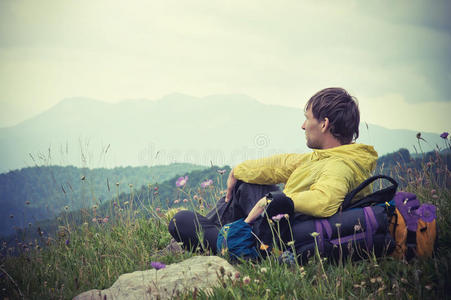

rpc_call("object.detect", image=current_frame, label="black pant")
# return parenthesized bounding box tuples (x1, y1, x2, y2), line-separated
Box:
(168, 181, 280, 254)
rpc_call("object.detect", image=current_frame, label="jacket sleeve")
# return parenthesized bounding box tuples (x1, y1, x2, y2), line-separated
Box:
(284, 160, 353, 217)
(233, 153, 307, 185)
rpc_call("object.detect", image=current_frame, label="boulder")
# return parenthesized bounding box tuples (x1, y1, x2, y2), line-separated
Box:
(73, 255, 236, 300)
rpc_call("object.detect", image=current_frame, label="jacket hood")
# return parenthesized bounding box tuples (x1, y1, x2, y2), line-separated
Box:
(312, 143, 378, 171)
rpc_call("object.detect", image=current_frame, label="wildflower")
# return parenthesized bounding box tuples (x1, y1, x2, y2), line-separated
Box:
(234, 271, 240, 279)
(431, 189, 437, 195)
(92, 205, 98, 210)
(335, 223, 342, 228)
(354, 224, 362, 231)
(260, 267, 267, 273)
(156, 207, 161, 212)
(217, 169, 226, 175)
(272, 214, 285, 221)
(415, 204, 437, 222)
(183, 198, 188, 203)
(64, 206, 69, 210)
(116, 182, 119, 186)
(25, 201, 30, 205)
(81, 175, 86, 180)
(254, 279, 260, 284)
(287, 241, 295, 246)
(200, 179, 213, 188)
(92, 217, 97, 223)
(193, 195, 198, 200)
(260, 244, 269, 251)
(150, 261, 166, 270)
(176, 176, 188, 187)
(154, 187, 158, 191)
(370, 278, 376, 284)
(199, 204, 205, 210)
(424, 284, 433, 290)
(310, 232, 319, 237)
(174, 199, 180, 204)
(65, 239, 70, 246)
(243, 276, 251, 284)
(440, 132, 449, 139)
(129, 184, 133, 188)
(432, 194, 439, 199)
(124, 201, 129, 205)
(102, 217, 109, 223)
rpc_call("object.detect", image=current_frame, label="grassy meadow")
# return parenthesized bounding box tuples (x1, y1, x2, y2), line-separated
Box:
(1, 137, 450, 299)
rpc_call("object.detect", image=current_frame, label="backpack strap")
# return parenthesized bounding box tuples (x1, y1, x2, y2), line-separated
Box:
(342, 175, 398, 210)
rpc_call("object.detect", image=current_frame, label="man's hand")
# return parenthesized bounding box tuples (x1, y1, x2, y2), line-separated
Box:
(225, 169, 237, 202)
(244, 196, 269, 223)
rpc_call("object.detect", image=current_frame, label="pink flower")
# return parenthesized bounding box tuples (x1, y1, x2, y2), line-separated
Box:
(200, 179, 213, 188)
(156, 207, 161, 212)
(174, 199, 180, 204)
(102, 217, 109, 223)
(243, 276, 251, 284)
(92, 217, 97, 223)
(176, 176, 188, 187)
(272, 214, 285, 221)
(183, 198, 189, 203)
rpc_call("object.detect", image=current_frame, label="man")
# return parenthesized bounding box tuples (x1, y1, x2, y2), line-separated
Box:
(169, 87, 377, 253)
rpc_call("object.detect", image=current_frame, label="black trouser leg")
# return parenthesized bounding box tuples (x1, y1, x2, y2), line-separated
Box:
(168, 210, 220, 254)
(168, 180, 280, 254)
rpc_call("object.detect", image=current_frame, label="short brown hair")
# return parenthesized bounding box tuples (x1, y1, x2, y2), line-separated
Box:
(305, 87, 360, 144)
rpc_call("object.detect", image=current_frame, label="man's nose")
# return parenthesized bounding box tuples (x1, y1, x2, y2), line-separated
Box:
(301, 121, 306, 130)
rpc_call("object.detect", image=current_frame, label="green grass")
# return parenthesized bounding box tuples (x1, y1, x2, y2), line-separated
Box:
(1, 147, 450, 299)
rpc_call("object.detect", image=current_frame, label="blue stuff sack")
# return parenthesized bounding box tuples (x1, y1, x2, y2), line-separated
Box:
(217, 218, 259, 260)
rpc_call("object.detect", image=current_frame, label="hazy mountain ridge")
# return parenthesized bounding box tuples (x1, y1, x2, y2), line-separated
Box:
(0, 94, 445, 174)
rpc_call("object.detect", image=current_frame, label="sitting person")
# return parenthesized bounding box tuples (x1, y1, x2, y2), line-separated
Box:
(168, 87, 378, 254)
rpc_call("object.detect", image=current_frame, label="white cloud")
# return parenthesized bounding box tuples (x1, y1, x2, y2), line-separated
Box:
(0, 0, 450, 130)
(359, 94, 450, 133)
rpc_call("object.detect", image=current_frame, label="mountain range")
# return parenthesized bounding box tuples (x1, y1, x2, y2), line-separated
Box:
(0, 93, 445, 173)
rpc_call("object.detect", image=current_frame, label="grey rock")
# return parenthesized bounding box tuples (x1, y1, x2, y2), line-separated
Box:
(73, 255, 236, 300)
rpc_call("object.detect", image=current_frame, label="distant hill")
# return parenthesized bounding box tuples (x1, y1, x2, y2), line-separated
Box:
(0, 163, 206, 237)
(0, 94, 445, 173)
(3, 148, 450, 248)
(2, 165, 231, 247)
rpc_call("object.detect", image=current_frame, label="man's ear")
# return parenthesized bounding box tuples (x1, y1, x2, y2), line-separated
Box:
(321, 117, 330, 133)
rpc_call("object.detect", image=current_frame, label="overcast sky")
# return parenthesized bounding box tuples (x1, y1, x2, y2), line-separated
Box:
(0, 0, 450, 133)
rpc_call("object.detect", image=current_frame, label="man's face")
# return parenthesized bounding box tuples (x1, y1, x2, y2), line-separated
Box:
(302, 106, 325, 149)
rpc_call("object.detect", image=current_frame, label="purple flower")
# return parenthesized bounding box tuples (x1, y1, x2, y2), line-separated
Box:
(151, 261, 166, 270)
(200, 179, 213, 188)
(65, 239, 70, 246)
(415, 204, 437, 223)
(440, 132, 449, 139)
(175, 176, 188, 187)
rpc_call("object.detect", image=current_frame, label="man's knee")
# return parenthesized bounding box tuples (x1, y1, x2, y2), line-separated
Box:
(168, 210, 197, 240)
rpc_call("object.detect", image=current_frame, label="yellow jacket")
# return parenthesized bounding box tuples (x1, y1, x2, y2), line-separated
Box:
(233, 143, 378, 217)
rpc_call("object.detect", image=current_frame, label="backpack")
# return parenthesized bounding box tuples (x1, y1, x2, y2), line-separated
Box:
(389, 191, 437, 260)
(286, 175, 398, 263)
(216, 218, 259, 260)
(217, 175, 399, 262)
